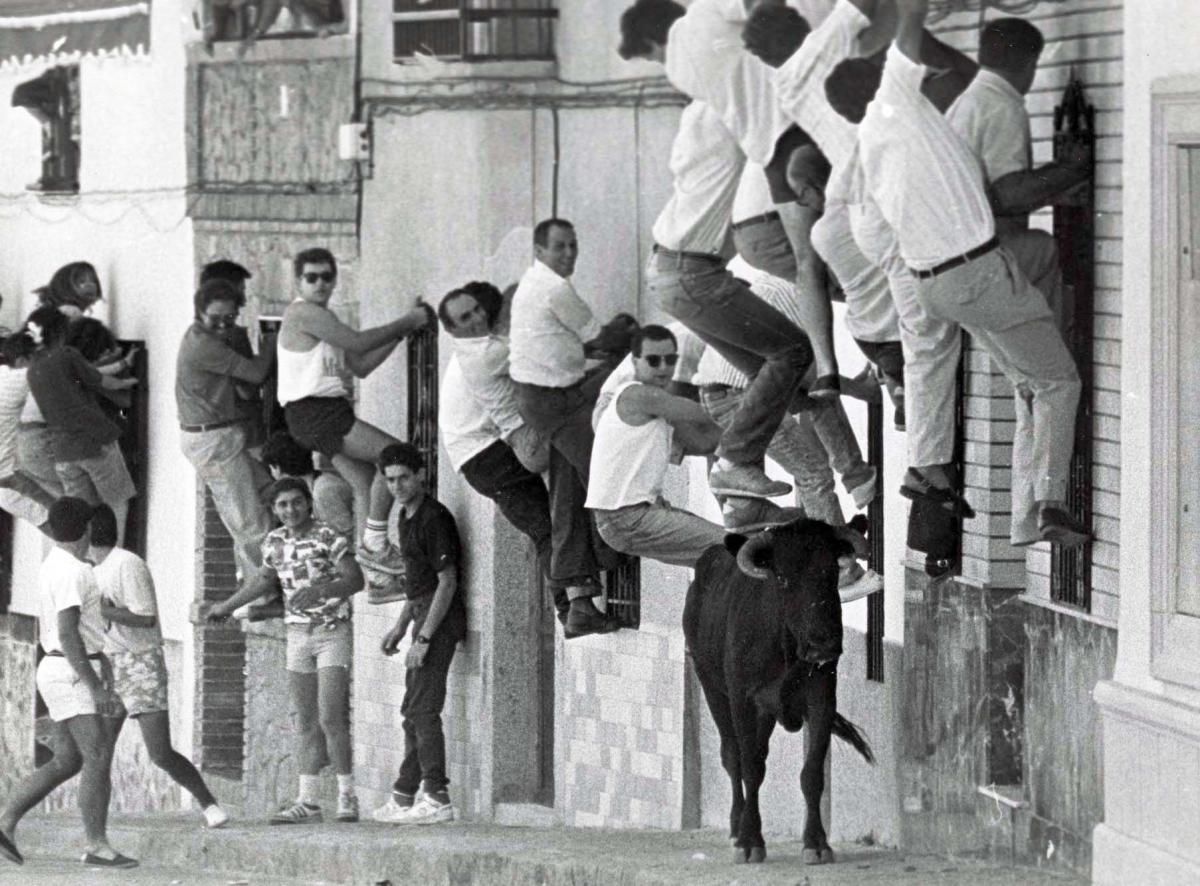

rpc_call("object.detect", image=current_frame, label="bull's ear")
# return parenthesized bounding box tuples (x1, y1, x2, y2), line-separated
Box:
(724, 534, 749, 557)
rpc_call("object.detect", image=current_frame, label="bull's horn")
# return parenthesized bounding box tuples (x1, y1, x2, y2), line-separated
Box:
(835, 525, 870, 559)
(735, 533, 772, 581)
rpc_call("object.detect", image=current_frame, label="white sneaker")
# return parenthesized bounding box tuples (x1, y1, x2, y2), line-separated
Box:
(839, 566, 883, 603)
(336, 792, 359, 823)
(203, 804, 229, 829)
(848, 469, 878, 510)
(372, 797, 415, 824)
(399, 794, 456, 826)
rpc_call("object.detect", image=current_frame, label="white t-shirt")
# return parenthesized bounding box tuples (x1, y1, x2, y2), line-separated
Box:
(38, 546, 104, 655)
(438, 356, 501, 473)
(453, 334, 525, 438)
(94, 547, 162, 655)
(946, 69, 1031, 184)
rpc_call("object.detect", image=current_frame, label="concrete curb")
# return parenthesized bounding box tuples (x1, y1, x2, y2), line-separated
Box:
(15, 813, 1082, 885)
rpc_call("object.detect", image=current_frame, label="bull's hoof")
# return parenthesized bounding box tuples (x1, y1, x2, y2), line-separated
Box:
(802, 846, 836, 865)
(748, 846, 767, 864)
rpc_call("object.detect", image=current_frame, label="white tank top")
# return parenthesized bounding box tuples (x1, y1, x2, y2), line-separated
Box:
(276, 309, 349, 405)
(586, 381, 674, 511)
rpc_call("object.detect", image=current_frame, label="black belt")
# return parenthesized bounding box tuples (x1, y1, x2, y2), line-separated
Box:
(180, 418, 242, 433)
(731, 211, 780, 232)
(911, 237, 999, 280)
(652, 244, 724, 265)
(18, 421, 47, 429)
(44, 650, 103, 660)
(700, 383, 736, 395)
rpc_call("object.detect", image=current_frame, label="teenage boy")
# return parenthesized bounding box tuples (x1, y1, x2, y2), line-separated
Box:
(202, 477, 364, 824)
(367, 444, 465, 826)
(0, 497, 136, 869)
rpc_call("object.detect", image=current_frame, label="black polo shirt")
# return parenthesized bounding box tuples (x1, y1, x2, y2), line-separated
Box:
(396, 496, 466, 642)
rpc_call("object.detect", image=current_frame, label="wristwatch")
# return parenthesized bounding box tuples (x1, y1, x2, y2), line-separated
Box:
(415, 634, 432, 645)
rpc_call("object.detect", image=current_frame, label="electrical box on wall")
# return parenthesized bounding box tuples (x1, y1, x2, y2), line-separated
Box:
(338, 123, 369, 162)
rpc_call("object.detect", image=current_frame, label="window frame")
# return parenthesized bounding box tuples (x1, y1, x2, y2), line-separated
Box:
(391, 0, 558, 64)
(1150, 83, 1200, 688)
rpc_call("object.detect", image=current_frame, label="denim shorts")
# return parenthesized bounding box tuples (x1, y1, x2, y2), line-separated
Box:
(286, 620, 353, 673)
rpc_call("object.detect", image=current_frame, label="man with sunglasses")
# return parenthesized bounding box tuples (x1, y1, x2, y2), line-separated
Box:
(176, 278, 277, 585)
(587, 325, 797, 568)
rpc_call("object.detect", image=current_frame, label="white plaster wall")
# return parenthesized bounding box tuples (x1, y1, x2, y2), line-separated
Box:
(1117, 1, 1200, 706)
(0, 1, 198, 758)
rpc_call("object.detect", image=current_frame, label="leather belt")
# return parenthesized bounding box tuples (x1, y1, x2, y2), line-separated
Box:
(180, 418, 242, 433)
(18, 421, 47, 429)
(700, 383, 736, 395)
(911, 237, 999, 280)
(652, 244, 723, 265)
(731, 211, 780, 232)
(44, 650, 103, 660)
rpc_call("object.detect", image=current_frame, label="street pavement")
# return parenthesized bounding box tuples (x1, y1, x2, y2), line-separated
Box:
(8, 812, 1085, 885)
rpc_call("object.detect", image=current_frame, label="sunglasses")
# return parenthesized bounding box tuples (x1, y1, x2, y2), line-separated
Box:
(204, 312, 238, 324)
(642, 353, 679, 368)
(302, 271, 336, 284)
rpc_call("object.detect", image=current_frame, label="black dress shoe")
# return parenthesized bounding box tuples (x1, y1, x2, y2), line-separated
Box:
(564, 607, 621, 639)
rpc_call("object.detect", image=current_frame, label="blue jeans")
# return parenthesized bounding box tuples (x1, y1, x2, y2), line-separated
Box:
(647, 250, 813, 465)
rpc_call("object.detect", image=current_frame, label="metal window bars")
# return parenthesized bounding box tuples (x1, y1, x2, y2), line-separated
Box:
(407, 324, 440, 498)
(392, 0, 557, 62)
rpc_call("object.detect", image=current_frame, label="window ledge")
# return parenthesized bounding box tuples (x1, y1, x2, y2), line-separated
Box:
(369, 57, 557, 90)
(1018, 593, 1117, 630)
(187, 33, 355, 66)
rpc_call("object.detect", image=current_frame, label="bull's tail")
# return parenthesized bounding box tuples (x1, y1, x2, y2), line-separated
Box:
(833, 713, 875, 764)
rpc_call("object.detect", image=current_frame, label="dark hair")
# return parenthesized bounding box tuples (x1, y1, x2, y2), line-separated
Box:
(742, 4, 811, 68)
(39, 262, 101, 312)
(293, 247, 338, 278)
(618, 0, 685, 60)
(979, 18, 1044, 71)
(193, 279, 243, 318)
(65, 317, 118, 363)
(25, 306, 70, 347)
(631, 323, 676, 357)
(261, 432, 315, 477)
(378, 442, 424, 474)
(533, 218, 574, 248)
(825, 58, 883, 125)
(47, 497, 93, 543)
(88, 503, 119, 548)
(0, 331, 37, 365)
(200, 260, 251, 307)
(438, 281, 503, 332)
(268, 475, 312, 506)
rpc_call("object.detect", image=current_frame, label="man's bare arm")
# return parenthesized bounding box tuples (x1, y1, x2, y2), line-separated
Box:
(894, 0, 928, 62)
(990, 163, 1091, 217)
(290, 302, 431, 357)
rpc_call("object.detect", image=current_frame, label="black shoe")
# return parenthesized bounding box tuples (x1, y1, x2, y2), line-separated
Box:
(564, 607, 621, 639)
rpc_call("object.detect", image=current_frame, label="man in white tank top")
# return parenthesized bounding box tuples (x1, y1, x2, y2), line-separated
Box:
(587, 326, 802, 569)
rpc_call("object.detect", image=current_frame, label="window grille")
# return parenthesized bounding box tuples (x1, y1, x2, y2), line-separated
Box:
(407, 325, 439, 497)
(1050, 75, 1096, 610)
(11, 65, 79, 193)
(0, 510, 11, 614)
(116, 341, 148, 557)
(604, 556, 641, 630)
(393, 0, 557, 62)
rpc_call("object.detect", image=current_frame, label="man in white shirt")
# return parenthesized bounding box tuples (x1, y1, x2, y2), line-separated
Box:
(0, 333, 54, 529)
(946, 16, 1091, 335)
(828, 0, 1087, 548)
(0, 498, 136, 869)
(645, 100, 816, 510)
(438, 285, 617, 638)
(587, 325, 746, 566)
(618, 0, 846, 398)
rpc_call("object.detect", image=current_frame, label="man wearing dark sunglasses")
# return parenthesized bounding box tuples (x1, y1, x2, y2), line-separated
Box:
(587, 325, 801, 568)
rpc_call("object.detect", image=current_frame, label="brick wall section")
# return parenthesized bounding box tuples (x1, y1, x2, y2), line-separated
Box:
(934, 1, 1123, 617)
(193, 481, 247, 781)
(0, 614, 37, 801)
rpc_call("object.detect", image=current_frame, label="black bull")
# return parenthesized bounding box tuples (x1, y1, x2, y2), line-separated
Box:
(683, 517, 875, 864)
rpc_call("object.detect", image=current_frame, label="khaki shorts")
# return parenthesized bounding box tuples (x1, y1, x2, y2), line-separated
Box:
(110, 647, 170, 717)
(56, 441, 136, 506)
(35, 655, 127, 722)
(286, 620, 352, 674)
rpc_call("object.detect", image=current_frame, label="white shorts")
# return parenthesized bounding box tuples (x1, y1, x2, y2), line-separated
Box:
(36, 655, 98, 722)
(0, 486, 48, 527)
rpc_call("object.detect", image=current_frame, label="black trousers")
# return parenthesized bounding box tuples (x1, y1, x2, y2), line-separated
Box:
(394, 626, 458, 796)
(460, 440, 569, 615)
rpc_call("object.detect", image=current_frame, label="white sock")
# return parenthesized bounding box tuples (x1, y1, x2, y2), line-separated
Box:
(337, 774, 354, 796)
(298, 774, 321, 806)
